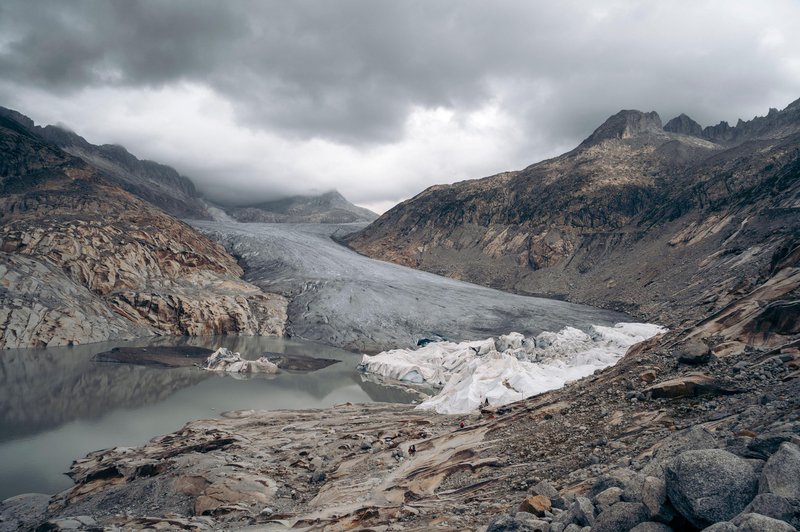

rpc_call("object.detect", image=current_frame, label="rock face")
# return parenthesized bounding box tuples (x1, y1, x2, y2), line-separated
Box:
(0, 109, 287, 348)
(228, 190, 378, 223)
(0, 106, 210, 220)
(344, 99, 800, 346)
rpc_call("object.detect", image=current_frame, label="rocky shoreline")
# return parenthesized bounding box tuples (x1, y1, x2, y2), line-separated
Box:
(3, 320, 798, 531)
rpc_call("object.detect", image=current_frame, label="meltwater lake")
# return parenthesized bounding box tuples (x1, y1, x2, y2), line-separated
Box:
(0, 336, 417, 500)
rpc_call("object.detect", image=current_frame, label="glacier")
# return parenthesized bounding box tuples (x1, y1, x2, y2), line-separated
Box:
(359, 323, 667, 414)
(203, 347, 280, 374)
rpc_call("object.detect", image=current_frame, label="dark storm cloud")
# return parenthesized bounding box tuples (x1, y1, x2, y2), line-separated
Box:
(1, 1, 799, 209)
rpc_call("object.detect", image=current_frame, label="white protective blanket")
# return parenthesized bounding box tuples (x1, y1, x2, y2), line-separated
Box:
(359, 323, 666, 414)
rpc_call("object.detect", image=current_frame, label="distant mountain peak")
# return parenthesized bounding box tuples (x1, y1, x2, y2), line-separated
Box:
(664, 113, 703, 137)
(229, 189, 378, 224)
(579, 109, 663, 148)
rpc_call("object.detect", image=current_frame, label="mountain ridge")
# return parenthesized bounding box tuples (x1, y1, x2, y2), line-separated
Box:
(0, 109, 287, 349)
(0, 106, 374, 223)
(344, 99, 800, 341)
(228, 189, 379, 224)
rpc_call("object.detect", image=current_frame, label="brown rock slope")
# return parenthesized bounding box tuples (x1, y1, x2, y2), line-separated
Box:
(0, 112, 286, 349)
(0, 106, 211, 220)
(345, 100, 800, 332)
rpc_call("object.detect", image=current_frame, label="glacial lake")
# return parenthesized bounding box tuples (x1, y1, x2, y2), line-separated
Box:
(0, 336, 418, 500)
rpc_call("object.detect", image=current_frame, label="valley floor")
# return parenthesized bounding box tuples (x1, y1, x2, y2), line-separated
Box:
(3, 222, 798, 531)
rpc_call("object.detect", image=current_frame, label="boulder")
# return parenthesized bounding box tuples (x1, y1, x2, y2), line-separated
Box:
(760, 443, 800, 498)
(567, 497, 597, 526)
(557, 497, 595, 527)
(486, 512, 549, 532)
(740, 493, 800, 529)
(640, 370, 658, 383)
(591, 502, 648, 532)
(594, 486, 623, 508)
(747, 433, 795, 460)
(642, 426, 718, 477)
(589, 468, 646, 502)
(644, 374, 739, 399)
(531, 480, 565, 509)
(519, 495, 552, 516)
(731, 512, 796, 531)
(0, 493, 50, 532)
(641, 475, 674, 522)
(702, 523, 738, 531)
(664, 449, 759, 528)
(630, 523, 674, 532)
(675, 339, 713, 365)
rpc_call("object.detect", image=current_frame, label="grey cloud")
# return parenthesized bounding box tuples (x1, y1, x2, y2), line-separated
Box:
(1, 1, 799, 208)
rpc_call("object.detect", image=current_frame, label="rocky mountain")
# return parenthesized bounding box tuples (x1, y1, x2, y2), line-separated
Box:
(4, 100, 800, 531)
(0, 110, 286, 349)
(345, 100, 800, 344)
(0, 106, 211, 220)
(228, 189, 379, 223)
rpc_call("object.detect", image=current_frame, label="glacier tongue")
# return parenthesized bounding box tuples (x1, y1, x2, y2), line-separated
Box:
(358, 322, 666, 414)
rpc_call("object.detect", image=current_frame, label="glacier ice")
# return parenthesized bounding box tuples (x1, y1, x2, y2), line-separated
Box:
(358, 322, 666, 414)
(204, 347, 279, 374)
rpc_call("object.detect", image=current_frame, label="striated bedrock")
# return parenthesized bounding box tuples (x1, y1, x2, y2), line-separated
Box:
(0, 253, 148, 349)
(0, 114, 286, 349)
(345, 99, 800, 332)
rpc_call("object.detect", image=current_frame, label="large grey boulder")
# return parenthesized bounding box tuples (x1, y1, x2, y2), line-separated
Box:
(556, 497, 596, 527)
(642, 426, 718, 477)
(731, 512, 796, 531)
(589, 468, 646, 502)
(591, 502, 648, 532)
(641, 475, 675, 522)
(702, 523, 738, 531)
(747, 433, 795, 460)
(665, 449, 759, 528)
(760, 443, 800, 499)
(531, 480, 565, 509)
(630, 523, 674, 532)
(741, 493, 800, 529)
(486, 512, 549, 532)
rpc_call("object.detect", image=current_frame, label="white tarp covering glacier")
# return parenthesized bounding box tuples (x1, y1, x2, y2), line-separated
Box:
(204, 347, 279, 374)
(358, 323, 666, 414)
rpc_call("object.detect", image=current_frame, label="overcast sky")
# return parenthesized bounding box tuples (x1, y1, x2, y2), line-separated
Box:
(1, 1, 799, 213)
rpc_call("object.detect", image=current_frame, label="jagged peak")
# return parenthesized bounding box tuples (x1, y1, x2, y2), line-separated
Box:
(579, 109, 663, 148)
(664, 113, 703, 137)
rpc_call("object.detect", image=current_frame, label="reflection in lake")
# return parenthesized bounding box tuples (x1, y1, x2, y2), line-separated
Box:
(0, 336, 419, 500)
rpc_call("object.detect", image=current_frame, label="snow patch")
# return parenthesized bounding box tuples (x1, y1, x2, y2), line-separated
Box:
(358, 322, 666, 414)
(204, 347, 279, 374)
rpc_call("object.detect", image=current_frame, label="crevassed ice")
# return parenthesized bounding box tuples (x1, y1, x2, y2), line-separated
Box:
(358, 322, 666, 415)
